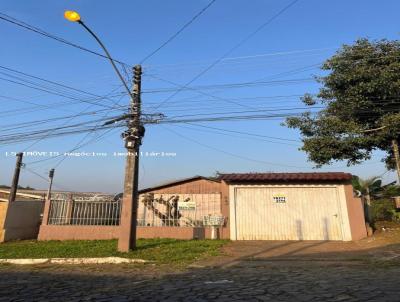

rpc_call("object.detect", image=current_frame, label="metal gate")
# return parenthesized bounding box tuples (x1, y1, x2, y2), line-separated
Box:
(233, 186, 343, 240)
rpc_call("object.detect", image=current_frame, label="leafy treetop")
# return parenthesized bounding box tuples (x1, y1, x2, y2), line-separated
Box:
(286, 39, 400, 168)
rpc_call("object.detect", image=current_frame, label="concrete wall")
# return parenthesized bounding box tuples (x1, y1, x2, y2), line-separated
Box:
(38, 225, 120, 241)
(344, 183, 367, 240)
(38, 225, 217, 241)
(1, 200, 44, 242)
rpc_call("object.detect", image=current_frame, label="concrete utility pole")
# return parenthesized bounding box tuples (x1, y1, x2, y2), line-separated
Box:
(64, 11, 150, 251)
(8, 152, 23, 203)
(118, 65, 144, 252)
(46, 168, 55, 201)
(392, 139, 400, 184)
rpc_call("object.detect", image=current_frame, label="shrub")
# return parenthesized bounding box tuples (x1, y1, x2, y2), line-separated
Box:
(371, 199, 396, 221)
(391, 209, 400, 222)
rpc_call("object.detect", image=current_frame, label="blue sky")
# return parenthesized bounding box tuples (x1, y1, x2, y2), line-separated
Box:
(0, 0, 399, 193)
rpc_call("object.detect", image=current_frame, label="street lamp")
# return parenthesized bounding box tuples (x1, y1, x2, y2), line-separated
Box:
(63, 10, 131, 97)
(64, 10, 144, 252)
(64, 10, 81, 22)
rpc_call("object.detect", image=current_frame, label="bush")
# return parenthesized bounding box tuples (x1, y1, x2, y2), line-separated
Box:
(391, 209, 400, 222)
(371, 199, 397, 221)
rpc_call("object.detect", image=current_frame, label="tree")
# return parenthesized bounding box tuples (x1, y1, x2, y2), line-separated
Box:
(285, 39, 400, 170)
(352, 176, 382, 200)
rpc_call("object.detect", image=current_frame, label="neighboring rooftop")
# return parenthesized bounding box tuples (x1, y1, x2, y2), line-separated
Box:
(218, 172, 352, 182)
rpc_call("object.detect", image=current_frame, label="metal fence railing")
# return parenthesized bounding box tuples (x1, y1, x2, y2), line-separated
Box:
(48, 199, 121, 226)
(47, 193, 223, 228)
(138, 193, 222, 227)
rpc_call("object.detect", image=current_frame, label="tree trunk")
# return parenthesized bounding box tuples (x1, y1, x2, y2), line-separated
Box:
(365, 188, 372, 223)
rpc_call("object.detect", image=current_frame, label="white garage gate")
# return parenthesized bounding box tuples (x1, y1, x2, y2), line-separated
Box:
(230, 186, 350, 241)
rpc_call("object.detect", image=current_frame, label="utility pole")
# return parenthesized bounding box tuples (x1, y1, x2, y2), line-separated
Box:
(118, 65, 144, 252)
(8, 152, 23, 203)
(46, 169, 55, 200)
(63, 13, 153, 251)
(392, 139, 400, 184)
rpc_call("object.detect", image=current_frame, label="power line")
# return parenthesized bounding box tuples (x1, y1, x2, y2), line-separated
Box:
(166, 106, 324, 119)
(162, 125, 308, 169)
(142, 78, 313, 94)
(144, 51, 400, 72)
(150, 0, 300, 111)
(158, 111, 319, 124)
(0, 65, 125, 106)
(174, 124, 300, 146)
(0, 66, 127, 109)
(146, 73, 258, 110)
(143, 46, 336, 69)
(184, 122, 301, 142)
(0, 108, 124, 132)
(140, 0, 217, 64)
(25, 127, 119, 166)
(23, 166, 72, 191)
(0, 76, 118, 110)
(49, 93, 128, 169)
(0, 12, 131, 68)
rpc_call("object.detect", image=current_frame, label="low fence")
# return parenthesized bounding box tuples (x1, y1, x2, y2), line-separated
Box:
(38, 194, 229, 241)
(138, 193, 222, 227)
(47, 199, 121, 226)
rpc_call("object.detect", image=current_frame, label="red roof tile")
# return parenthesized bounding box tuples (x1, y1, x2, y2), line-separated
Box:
(219, 172, 352, 182)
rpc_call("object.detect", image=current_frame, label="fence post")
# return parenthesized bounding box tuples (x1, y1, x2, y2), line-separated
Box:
(66, 193, 74, 224)
(41, 196, 51, 226)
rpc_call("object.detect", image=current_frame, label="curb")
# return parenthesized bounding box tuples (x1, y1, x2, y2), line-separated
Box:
(0, 257, 148, 265)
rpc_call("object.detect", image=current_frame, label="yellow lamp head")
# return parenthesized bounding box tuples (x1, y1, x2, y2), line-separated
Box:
(64, 10, 81, 22)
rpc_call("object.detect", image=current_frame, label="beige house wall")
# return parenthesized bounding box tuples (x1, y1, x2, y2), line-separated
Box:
(344, 183, 367, 240)
(1, 201, 44, 242)
(0, 202, 8, 242)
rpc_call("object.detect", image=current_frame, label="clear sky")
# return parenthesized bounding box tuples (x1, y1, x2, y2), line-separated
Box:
(1, 0, 399, 193)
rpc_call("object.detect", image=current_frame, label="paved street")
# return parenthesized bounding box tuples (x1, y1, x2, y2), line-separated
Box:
(2, 236, 400, 302)
(0, 260, 399, 301)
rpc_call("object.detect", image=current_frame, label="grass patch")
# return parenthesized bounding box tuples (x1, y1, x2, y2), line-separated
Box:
(0, 239, 227, 265)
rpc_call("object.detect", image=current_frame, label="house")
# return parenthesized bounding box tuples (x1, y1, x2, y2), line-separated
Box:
(38, 172, 367, 241)
(137, 172, 366, 241)
(220, 172, 366, 241)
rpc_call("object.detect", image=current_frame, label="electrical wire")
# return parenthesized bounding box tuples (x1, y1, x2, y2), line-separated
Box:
(184, 122, 301, 142)
(0, 65, 125, 107)
(161, 125, 308, 169)
(173, 124, 300, 147)
(0, 12, 130, 68)
(142, 78, 313, 94)
(150, 0, 300, 111)
(140, 0, 217, 63)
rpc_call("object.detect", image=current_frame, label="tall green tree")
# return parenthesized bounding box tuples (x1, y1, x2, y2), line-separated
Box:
(285, 39, 400, 169)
